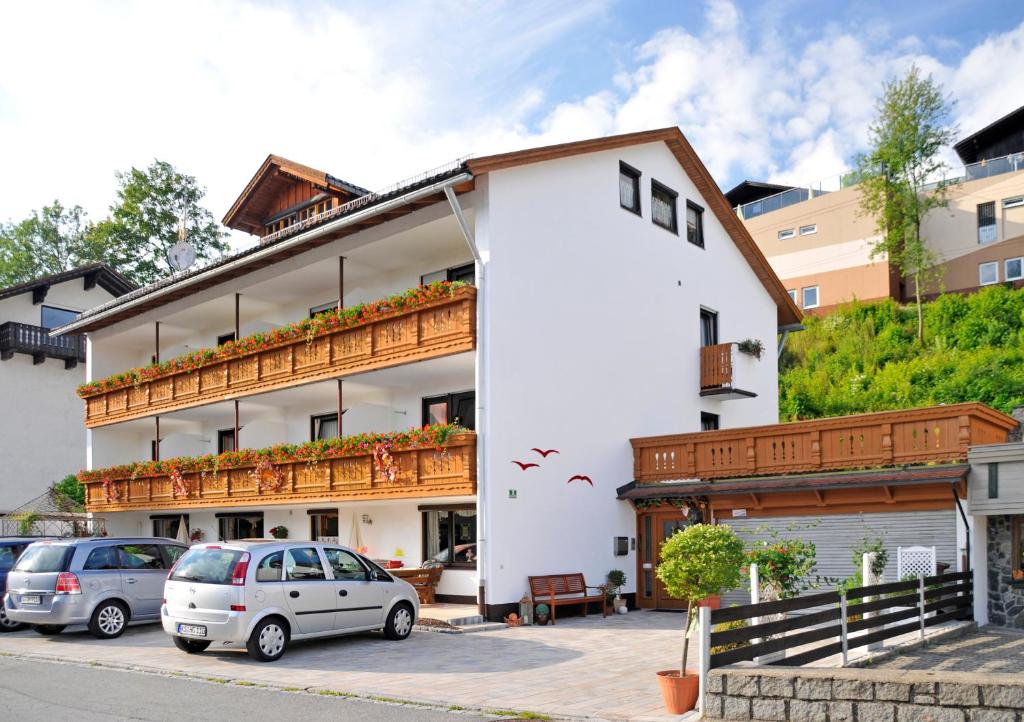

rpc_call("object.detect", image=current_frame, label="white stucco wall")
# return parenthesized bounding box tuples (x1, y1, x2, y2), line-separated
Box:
(478, 142, 781, 606)
(0, 277, 120, 510)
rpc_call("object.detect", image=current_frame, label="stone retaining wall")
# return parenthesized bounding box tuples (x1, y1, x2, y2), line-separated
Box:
(705, 667, 1024, 721)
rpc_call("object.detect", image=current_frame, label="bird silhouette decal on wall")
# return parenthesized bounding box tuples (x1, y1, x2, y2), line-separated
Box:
(567, 474, 593, 486)
(511, 460, 540, 471)
(531, 448, 560, 458)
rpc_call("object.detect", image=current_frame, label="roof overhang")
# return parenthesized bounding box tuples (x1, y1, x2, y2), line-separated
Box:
(616, 464, 971, 500)
(52, 171, 474, 336)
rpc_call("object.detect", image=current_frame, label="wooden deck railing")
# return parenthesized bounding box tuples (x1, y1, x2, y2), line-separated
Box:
(81, 286, 476, 428)
(0, 321, 86, 368)
(631, 402, 1017, 482)
(83, 433, 476, 512)
(700, 343, 733, 389)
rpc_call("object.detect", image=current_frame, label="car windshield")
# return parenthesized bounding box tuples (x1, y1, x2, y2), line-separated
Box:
(13, 544, 71, 573)
(169, 548, 243, 585)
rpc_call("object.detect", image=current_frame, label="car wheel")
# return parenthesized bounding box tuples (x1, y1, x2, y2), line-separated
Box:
(172, 636, 211, 654)
(0, 605, 26, 633)
(246, 617, 288, 662)
(383, 602, 414, 640)
(32, 624, 66, 635)
(88, 600, 129, 639)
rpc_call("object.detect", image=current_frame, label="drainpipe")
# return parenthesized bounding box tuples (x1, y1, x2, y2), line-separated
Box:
(776, 323, 804, 362)
(444, 185, 488, 617)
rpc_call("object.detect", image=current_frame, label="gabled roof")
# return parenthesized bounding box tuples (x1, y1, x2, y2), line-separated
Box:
(57, 127, 802, 334)
(0, 262, 136, 303)
(469, 128, 802, 327)
(223, 154, 369, 234)
(954, 104, 1024, 164)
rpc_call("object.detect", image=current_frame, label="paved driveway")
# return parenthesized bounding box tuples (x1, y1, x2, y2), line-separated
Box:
(0, 611, 696, 721)
(873, 625, 1024, 675)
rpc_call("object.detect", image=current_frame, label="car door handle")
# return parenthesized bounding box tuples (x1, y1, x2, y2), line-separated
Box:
(338, 589, 348, 597)
(125, 578, 137, 584)
(289, 591, 300, 598)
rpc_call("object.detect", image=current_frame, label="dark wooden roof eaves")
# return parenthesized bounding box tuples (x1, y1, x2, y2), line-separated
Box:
(723, 180, 795, 207)
(469, 128, 803, 327)
(0, 263, 136, 303)
(63, 166, 471, 334)
(953, 104, 1024, 163)
(616, 464, 971, 499)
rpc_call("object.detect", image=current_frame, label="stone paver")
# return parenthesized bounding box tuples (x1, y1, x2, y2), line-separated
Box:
(0, 610, 699, 721)
(873, 626, 1024, 676)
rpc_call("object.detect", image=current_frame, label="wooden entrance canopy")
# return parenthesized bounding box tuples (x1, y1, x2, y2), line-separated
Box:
(617, 464, 970, 518)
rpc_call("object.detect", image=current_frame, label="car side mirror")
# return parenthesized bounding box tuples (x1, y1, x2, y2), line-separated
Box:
(371, 570, 392, 582)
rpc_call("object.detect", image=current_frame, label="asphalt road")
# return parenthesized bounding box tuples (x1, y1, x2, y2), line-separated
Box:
(0, 656, 494, 721)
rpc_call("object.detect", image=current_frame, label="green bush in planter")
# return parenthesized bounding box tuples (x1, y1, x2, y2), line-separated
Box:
(657, 524, 744, 677)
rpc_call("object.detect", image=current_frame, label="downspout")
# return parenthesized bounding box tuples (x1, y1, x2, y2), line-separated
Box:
(777, 323, 804, 362)
(444, 185, 488, 617)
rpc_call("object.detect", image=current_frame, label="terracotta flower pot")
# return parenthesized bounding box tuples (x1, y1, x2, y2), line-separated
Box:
(656, 669, 700, 715)
(697, 594, 721, 610)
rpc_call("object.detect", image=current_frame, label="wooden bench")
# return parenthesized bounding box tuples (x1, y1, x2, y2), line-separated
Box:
(391, 567, 443, 604)
(528, 573, 606, 624)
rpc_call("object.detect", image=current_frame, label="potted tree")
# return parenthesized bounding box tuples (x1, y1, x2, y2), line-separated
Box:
(655, 524, 744, 715)
(606, 569, 628, 614)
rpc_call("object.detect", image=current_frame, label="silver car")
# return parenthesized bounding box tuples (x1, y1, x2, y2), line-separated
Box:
(163, 541, 419, 662)
(4, 537, 188, 638)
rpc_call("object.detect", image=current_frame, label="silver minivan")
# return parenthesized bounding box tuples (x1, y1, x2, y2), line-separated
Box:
(4, 537, 188, 638)
(163, 541, 419, 661)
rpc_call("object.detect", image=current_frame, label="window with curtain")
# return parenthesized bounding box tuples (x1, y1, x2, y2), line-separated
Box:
(619, 162, 641, 214)
(218, 513, 263, 541)
(651, 180, 678, 232)
(422, 508, 477, 567)
(217, 429, 235, 453)
(686, 201, 704, 247)
(152, 515, 188, 539)
(311, 413, 338, 440)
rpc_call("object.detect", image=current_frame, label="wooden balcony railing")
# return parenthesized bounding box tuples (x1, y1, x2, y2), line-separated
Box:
(83, 432, 476, 512)
(631, 403, 1017, 482)
(0, 321, 86, 369)
(700, 343, 733, 389)
(81, 286, 476, 428)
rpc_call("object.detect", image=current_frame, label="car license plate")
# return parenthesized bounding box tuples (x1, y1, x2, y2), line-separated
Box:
(20, 595, 41, 605)
(177, 623, 207, 637)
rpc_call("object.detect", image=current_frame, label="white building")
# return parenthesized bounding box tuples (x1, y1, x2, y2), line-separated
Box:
(56, 129, 800, 617)
(0, 264, 134, 512)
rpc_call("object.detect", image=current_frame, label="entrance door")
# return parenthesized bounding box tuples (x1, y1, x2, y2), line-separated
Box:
(637, 511, 694, 609)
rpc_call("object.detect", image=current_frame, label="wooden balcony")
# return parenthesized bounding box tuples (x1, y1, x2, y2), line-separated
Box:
(0, 321, 86, 369)
(700, 342, 757, 400)
(81, 286, 476, 428)
(631, 403, 1017, 482)
(83, 432, 476, 512)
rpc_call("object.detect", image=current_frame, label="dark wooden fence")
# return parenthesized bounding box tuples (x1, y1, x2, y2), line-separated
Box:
(705, 571, 972, 669)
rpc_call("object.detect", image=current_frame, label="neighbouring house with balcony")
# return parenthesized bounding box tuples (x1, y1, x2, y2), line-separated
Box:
(727, 104, 1024, 314)
(55, 127, 802, 617)
(0, 263, 135, 512)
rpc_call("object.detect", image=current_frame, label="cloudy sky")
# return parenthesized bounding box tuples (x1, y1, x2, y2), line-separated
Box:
(1, 0, 1022, 248)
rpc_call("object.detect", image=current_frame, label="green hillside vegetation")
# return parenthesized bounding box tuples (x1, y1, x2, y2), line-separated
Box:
(779, 285, 1024, 420)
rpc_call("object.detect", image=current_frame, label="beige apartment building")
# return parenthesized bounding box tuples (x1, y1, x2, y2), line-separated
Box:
(728, 105, 1024, 313)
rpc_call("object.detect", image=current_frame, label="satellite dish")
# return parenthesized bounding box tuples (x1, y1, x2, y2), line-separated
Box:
(168, 241, 197, 271)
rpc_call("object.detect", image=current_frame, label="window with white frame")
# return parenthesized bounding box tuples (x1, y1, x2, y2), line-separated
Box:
(802, 286, 819, 309)
(1006, 257, 1023, 281)
(1004, 196, 1024, 209)
(799, 224, 817, 236)
(979, 261, 999, 286)
(778, 228, 795, 240)
(787, 289, 797, 303)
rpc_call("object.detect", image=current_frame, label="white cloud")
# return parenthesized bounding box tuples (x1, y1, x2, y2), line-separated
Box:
(1, 0, 1022, 247)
